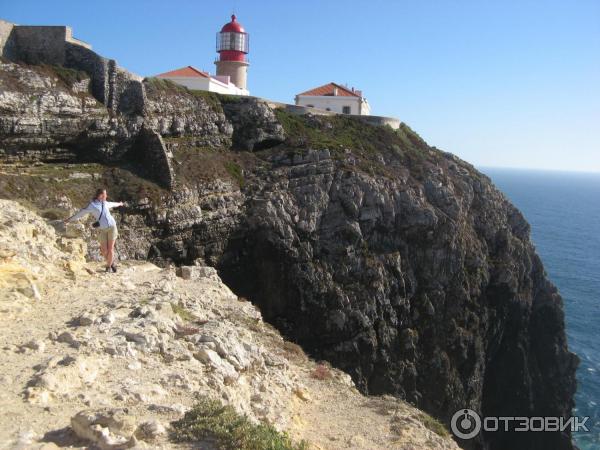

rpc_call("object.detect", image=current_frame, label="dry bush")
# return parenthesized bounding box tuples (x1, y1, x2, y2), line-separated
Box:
(310, 363, 333, 381)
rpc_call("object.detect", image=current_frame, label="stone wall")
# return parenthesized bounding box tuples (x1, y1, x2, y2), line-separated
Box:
(12, 26, 69, 65)
(0, 18, 145, 116)
(113, 67, 145, 116)
(353, 115, 401, 130)
(0, 19, 16, 60)
(64, 41, 110, 104)
(132, 126, 175, 189)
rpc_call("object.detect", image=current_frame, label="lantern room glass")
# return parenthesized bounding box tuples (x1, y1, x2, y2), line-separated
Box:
(216, 32, 249, 53)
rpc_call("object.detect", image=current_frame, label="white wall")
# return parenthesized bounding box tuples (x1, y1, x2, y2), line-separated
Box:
(158, 76, 249, 96)
(296, 95, 371, 115)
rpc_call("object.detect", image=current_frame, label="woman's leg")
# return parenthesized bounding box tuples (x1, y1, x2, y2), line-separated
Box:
(99, 235, 110, 268)
(106, 239, 115, 268)
(99, 241, 107, 260)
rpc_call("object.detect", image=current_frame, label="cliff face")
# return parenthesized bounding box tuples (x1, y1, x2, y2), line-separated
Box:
(1, 199, 460, 449)
(0, 59, 578, 450)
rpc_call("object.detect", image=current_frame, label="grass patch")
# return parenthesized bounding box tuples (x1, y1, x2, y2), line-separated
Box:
(271, 109, 441, 183)
(274, 109, 406, 154)
(416, 412, 450, 438)
(282, 341, 306, 360)
(143, 78, 225, 114)
(219, 94, 246, 104)
(168, 144, 260, 189)
(43, 64, 89, 88)
(223, 161, 244, 188)
(171, 396, 309, 450)
(170, 302, 196, 322)
(0, 162, 168, 215)
(144, 77, 188, 94)
(189, 89, 224, 114)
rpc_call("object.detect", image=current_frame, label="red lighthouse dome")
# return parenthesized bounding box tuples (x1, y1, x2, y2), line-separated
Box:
(220, 14, 245, 33)
(216, 14, 249, 62)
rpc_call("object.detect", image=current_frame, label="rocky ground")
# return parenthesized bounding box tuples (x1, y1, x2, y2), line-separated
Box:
(0, 199, 459, 449)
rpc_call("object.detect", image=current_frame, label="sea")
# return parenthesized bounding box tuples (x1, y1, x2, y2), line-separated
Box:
(482, 167, 600, 449)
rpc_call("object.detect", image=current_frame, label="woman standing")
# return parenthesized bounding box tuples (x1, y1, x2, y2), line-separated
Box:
(64, 188, 123, 273)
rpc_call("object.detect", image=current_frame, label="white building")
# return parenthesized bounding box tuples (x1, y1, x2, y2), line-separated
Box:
(295, 82, 371, 115)
(154, 66, 249, 96)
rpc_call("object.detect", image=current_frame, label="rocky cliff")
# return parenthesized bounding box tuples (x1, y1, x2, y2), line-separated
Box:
(0, 57, 578, 450)
(0, 198, 459, 449)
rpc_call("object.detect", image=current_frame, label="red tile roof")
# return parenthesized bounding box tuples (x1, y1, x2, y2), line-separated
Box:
(297, 82, 361, 97)
(155, 66, 210, 79)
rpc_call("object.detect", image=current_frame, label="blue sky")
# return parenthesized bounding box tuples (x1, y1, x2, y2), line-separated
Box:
(4, 0, 599, 172)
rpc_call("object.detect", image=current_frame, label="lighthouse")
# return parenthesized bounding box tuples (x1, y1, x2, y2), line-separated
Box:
(215, 14, 249, 91)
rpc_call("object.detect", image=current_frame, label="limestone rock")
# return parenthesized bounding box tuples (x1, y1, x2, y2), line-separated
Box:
(176, 265, 218, 280)
(70, 408, 137, 450)
(134, 419, 166, 441)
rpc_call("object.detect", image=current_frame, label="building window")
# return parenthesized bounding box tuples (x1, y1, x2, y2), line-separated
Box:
(342, 106, 351, 114)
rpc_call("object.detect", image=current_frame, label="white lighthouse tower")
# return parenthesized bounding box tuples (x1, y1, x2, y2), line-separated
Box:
(215, 14, 249, 91)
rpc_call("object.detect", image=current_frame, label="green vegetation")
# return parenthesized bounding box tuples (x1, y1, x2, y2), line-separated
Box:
(44, 64, 89, 88)
(223, 161, 244, 188)
(416, 412, 450, 438)
(0, 162, 167, 216)
(274, 109, 428, 155)
(171, 396, 309, 450)
(189, 89, 224, 114)
(218, 93, 246, 104)
(143, 77, 225, 114)
(272, 108, 438, 182)
(170, 302, 196, 322)
(168, 142, 258, 189)
(144, 77, 188, 93)
(396, 122, 427, 151)
(274, 109, 363, 151)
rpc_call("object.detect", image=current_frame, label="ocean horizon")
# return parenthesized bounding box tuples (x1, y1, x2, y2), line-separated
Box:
(482, 167, 600, 449)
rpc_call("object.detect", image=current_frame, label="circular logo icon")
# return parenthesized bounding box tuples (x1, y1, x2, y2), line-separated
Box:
(451, 408, 481, 440)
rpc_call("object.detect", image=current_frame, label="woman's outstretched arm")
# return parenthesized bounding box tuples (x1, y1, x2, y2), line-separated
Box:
(64, 203, 93, 223)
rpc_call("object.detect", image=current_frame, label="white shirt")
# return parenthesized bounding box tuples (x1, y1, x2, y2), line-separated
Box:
(69, 200, 120, 228)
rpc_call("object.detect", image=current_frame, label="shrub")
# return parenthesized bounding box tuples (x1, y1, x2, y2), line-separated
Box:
(171, 396, 309, 450)
(45, 64, 88, 88)
(416, 412, 450, 438)
(310, 363, 332, 381)
(282, 341, 306, 359)
(223, 161, 245, 188)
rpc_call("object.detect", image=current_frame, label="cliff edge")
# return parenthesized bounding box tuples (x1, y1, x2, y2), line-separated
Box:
(0, 199, 459, 449)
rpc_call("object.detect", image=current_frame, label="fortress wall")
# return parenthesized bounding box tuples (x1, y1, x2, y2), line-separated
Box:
(12, 26, 69, 65)
(64, 42, 110, 104)
(353, 115, 400, 130)
(113, 67, 145, 116)
(133, 127, 174, 189)
(0, 19, 16, 60)
(0, 19, 145, 115)
(64, 44, 145, 115)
